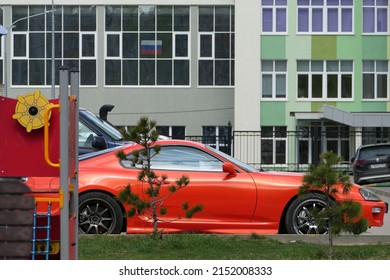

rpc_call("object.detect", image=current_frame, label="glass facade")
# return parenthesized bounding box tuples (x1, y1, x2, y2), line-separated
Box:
(105, 5, 190, 86)
(198, 6, 235, 86)
(4, 4, 235, 89)
(11, 5, 97, 86)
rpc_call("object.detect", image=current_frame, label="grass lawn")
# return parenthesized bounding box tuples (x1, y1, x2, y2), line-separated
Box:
(78, 234, 390, 260)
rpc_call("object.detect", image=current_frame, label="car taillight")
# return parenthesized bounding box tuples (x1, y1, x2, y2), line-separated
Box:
(355, 159, 367, 166)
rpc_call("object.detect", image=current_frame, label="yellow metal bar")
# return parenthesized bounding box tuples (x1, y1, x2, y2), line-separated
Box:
(44, 104, 60, 168)
(34, 189, 64, 209)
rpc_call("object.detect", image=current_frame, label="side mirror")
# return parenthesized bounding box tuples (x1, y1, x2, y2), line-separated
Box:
(92, 136, 107, 150)
(222, 162, 237, 177)
(350, 157, 355, 163)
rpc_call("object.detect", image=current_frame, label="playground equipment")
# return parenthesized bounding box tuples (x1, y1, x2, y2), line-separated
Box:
(0, 66, 79, 260)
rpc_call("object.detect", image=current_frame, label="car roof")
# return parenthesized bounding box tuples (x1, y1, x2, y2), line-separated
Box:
(358, 143, 390, 149)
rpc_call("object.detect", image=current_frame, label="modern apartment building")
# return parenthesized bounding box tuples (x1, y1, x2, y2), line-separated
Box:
(0, 0, 389, 168)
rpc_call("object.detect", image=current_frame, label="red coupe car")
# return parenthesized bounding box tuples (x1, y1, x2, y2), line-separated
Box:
(27, 139, 387, 236)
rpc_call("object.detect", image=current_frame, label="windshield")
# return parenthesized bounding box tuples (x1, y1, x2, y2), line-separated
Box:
(207, 146, 259, 173)
(81, 110, 123, 141)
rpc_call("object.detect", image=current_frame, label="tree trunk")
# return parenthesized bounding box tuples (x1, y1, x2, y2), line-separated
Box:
(328, 223, 334, 260)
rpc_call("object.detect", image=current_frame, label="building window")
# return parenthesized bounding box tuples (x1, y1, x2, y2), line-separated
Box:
(105, 5, 190, 86)
(11, 5, 97, 86)
(363, 0, 389, 33)
(261, 0, 287, 33)
(297, 0, 353, 33)
(202, 126, 231, 154)
(325, 126, 350, 162)
(362, 127, 390, 145)
(261, 126, 287, 165)
(261, 60, 287, 99)
(156, 126, 185, 139)
(298, 126, 349, 164)
(198, 6, 235, 86)
(363, 60, 388, 100)
(297, 60, 353, 100)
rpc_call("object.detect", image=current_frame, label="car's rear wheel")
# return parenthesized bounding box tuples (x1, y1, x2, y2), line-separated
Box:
(285, 193, 332, 235)
(79, 192, 123, 234)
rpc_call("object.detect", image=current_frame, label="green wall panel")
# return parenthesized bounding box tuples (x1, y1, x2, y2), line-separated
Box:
(311, 102, 336, 112)
(261, 36, 286, 58)
(312, 36, 337, 59)
(359, 102, 387, 112)
(337, 36, 362, 59)
(362, 36, 388, 59)
(260, 102, 286, 125)
(388, 36, 390, 58)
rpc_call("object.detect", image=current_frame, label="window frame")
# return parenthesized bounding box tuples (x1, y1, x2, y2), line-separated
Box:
(198, 32, 215, 59)
(297, 0, 354, 34)
(202, 125, 231, 154)
(260, 126, 288, 166)
(104, 5, 191, 87)
(297, 60, 354, 101)
(261, 0, 288, 34)
(156, 125, 186, 139)
(173, 32, 190, 59)
(362, 0, 389, 34)
(198, 5, 235, 87)
(261, 60, 288, 100)
(362, 60, 389, 100)
(80, 32, 97, 59)
(10, 5, 97, 87)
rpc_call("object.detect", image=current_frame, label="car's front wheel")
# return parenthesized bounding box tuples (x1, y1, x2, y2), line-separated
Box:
(79, 192, 123, 234)
(285, 193, 332, 234)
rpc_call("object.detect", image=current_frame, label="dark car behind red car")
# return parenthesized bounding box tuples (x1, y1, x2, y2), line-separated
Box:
(351, 143, 390, 185)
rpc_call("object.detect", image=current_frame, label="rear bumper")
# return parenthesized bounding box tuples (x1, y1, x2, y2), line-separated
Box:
(357, 174, 390, 185)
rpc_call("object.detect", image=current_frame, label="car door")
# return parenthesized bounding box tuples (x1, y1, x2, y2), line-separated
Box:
(138, 145, 258, 229)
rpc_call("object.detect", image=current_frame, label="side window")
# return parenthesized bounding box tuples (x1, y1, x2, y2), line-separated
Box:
(79, 121, 97, 147)
(122, 146, 223, 171)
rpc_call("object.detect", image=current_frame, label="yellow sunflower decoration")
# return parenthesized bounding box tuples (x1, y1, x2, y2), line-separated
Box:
(12, 90, 53, 133)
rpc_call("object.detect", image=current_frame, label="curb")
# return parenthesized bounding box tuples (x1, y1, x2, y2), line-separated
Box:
(265, 234, 390, 245)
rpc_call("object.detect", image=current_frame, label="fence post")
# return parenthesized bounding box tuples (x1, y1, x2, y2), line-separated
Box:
(227, 121, 232, 156)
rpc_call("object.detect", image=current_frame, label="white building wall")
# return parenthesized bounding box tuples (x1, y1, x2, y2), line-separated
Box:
(234, 0, 260, 131)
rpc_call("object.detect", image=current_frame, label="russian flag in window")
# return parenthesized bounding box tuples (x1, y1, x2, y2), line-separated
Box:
(140, 40, 162, 55)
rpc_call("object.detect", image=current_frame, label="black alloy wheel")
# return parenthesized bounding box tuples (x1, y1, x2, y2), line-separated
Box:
(285, 193, 332, 235)
(79, 192, 123, 234)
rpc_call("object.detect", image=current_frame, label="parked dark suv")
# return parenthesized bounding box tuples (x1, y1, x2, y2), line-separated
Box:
(78, 105, 125, 155)
(351, 143, 390, 185)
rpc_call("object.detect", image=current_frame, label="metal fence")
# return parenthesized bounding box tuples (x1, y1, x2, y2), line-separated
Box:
(186, 129, 390, 172)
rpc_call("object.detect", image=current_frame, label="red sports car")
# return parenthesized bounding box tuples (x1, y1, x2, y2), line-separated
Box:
(27, 139, 387, 236)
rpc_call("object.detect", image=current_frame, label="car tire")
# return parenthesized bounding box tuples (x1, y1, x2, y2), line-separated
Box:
(285, 193, 333, 235)
(79, 192, 123, 234)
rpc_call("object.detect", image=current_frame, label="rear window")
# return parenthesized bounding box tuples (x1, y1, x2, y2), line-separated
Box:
(360, 145, 390, 158)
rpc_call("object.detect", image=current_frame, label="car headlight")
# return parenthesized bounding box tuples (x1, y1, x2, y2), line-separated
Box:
(359, 187, 381, 201)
